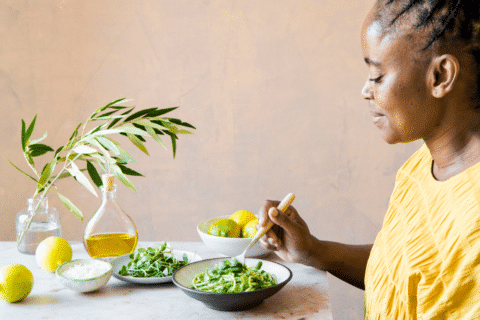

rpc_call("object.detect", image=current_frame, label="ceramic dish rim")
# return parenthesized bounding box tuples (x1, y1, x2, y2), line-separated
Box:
(111, 249, 202, 284)
(172, 257, 293, 295)
(56, 259, 112, 282)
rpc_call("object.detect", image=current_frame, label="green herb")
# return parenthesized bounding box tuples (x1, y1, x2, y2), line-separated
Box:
(191, 259, 277, 293)
(119, 242, 189, 278)
(7, 98, 195, 245)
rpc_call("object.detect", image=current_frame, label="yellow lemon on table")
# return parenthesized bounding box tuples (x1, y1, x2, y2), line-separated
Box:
(0, 264, 34, 303)
(208, 219, 241, 238)
(229, 210, 257, 229)
(35, 236, 72, 273)
(241, 218, 259, 238)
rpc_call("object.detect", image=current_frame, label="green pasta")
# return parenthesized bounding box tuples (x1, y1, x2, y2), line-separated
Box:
(191, 259, 277, 293)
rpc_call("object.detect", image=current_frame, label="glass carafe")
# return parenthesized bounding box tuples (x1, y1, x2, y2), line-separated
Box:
(83, 174, 138, 260)
(16, 195, 61, 254)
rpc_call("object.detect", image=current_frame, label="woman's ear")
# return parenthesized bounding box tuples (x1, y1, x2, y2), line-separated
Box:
(429, 54, 460, 98)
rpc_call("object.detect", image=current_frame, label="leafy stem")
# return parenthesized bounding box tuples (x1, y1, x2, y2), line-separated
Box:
(10, 98, 195, 246)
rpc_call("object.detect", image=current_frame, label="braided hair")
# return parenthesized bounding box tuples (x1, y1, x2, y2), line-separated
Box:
(375, 0, 480, 105)
(375, 0, 480, 49)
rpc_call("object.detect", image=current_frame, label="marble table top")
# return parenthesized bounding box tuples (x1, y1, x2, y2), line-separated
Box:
(0, 241, 332, 320)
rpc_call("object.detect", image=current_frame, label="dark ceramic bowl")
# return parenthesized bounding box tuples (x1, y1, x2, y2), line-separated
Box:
(172, 257, 292, 311)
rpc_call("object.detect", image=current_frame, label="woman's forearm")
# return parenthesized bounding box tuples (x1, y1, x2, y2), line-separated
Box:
(306, 237, 372, 290)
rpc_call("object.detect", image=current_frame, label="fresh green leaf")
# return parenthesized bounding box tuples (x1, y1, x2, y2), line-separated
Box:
(30, 147, 54, 157)
(95, 110, 117, 119)
(111, 164, 136, 191)
(124, 108, 157, 122)
(168, 118, 196, 129)
(115, 144, 137, 164)
(55, 146, 64, 156)
(29, 144, 55, 157)
(69, 123, 82, 141)
(98, 98, 126, 112)
(108, 106, 129, 110)
(126, 133, 149, 155)
(25, 114, 37, 142)
(86, 160, 103, 188)
(96, 136, 120, 155)
(56, 191, 83, 221)
(56, 168, 87, 179)
(37, 161, 55, 190)
(118, 164, 144, 177)
(107, 116, 123, 129)
(145, 126, 167, 150)
(26, 153, 35, 168)
(160, 121, 181, 134)
(171, 135, 177, 158)
(66, 162, 97, 196)
(21, 119, 26, 151)
(73, 145, 97, 154)
(86, 139, 114, 166)
(28, 131, 48, 145)
(87, 128, 127, 137)
(5, 157, 38, 182)
(180, 121, 196, 129)
(132, 119, 168, 132)
(120, 107, 135, 115)
(164, 131, 177, 158)
(149, 107, 178, 117)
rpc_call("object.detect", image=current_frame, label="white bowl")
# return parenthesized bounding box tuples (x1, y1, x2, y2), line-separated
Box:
(56, 259, 112, 293)
(197, 216, 271, 257)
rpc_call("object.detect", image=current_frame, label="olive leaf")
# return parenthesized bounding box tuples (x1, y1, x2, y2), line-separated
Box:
(56, 191, 83, 221)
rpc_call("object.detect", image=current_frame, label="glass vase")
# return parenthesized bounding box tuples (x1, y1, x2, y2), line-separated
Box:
(83, 174, 138, 261)
(16, 195, 61, 254)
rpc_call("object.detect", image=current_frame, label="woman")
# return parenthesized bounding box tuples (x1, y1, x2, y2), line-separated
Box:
(258, 0, 480, 318)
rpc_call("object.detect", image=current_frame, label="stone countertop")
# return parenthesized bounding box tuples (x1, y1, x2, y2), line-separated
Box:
(0, 241, 332, 320)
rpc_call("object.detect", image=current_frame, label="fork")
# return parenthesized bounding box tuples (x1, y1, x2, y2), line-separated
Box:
(235, 193, 295, 264)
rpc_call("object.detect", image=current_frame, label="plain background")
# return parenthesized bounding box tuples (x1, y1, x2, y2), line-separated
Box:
(0, 1, 423, 318)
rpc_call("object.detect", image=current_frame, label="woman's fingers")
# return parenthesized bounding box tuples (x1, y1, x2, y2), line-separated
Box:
(268, 207, 297, 237)
(258, 200, 278, 227)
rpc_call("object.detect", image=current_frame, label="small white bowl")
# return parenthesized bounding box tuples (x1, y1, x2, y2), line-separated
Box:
(197, 216, 271, 257)
(56, 259, 112, 293)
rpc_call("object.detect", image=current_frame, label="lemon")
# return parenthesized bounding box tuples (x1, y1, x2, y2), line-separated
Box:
(229, 210, 257, 229)
(35, 236, 72, 273)
(241, 218, 259, 238)
(208, 219, 241, 238)
(0, 264, 34, 303)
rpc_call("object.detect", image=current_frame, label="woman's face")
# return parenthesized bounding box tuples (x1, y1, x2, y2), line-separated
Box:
(361, 16, 442, 144)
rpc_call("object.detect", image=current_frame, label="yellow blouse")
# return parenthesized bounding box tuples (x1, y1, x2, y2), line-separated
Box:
(364, 144, 480, 319)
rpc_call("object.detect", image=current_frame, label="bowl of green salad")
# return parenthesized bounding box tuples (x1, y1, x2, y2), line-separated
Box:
(172, 257, 292, 311)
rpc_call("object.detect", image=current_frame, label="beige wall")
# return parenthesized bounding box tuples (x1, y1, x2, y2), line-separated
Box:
(0, 0, 423, 318)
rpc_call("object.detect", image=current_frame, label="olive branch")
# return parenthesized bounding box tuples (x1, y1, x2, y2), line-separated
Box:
(7, 98, 195, 245)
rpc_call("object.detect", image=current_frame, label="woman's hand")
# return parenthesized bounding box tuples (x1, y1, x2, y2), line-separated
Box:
(257, 200, 315, 266)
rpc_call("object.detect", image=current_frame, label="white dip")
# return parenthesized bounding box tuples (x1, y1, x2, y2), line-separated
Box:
(62, 261, 110, 280)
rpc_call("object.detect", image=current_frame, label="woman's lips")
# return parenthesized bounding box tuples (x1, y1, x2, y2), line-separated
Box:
(370, 108, 385, 125)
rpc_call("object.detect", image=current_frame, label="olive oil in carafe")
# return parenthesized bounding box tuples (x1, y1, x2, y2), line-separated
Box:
(83, 174, 138, 260)
(85, 233, 138, 258)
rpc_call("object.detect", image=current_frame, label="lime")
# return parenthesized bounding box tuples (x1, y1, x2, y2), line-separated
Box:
(35, 236, 72, 273)
(208, 219, 241, 238)
(229, 210, 257, 229)
(0, 264, 34, 303)
(241, 218, 259, 238)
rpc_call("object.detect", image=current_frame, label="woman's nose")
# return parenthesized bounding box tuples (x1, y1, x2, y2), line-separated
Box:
(362, 81, 373, 100)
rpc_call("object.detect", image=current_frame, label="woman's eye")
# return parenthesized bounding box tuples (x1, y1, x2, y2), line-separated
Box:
(369, 76, 383, 83)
